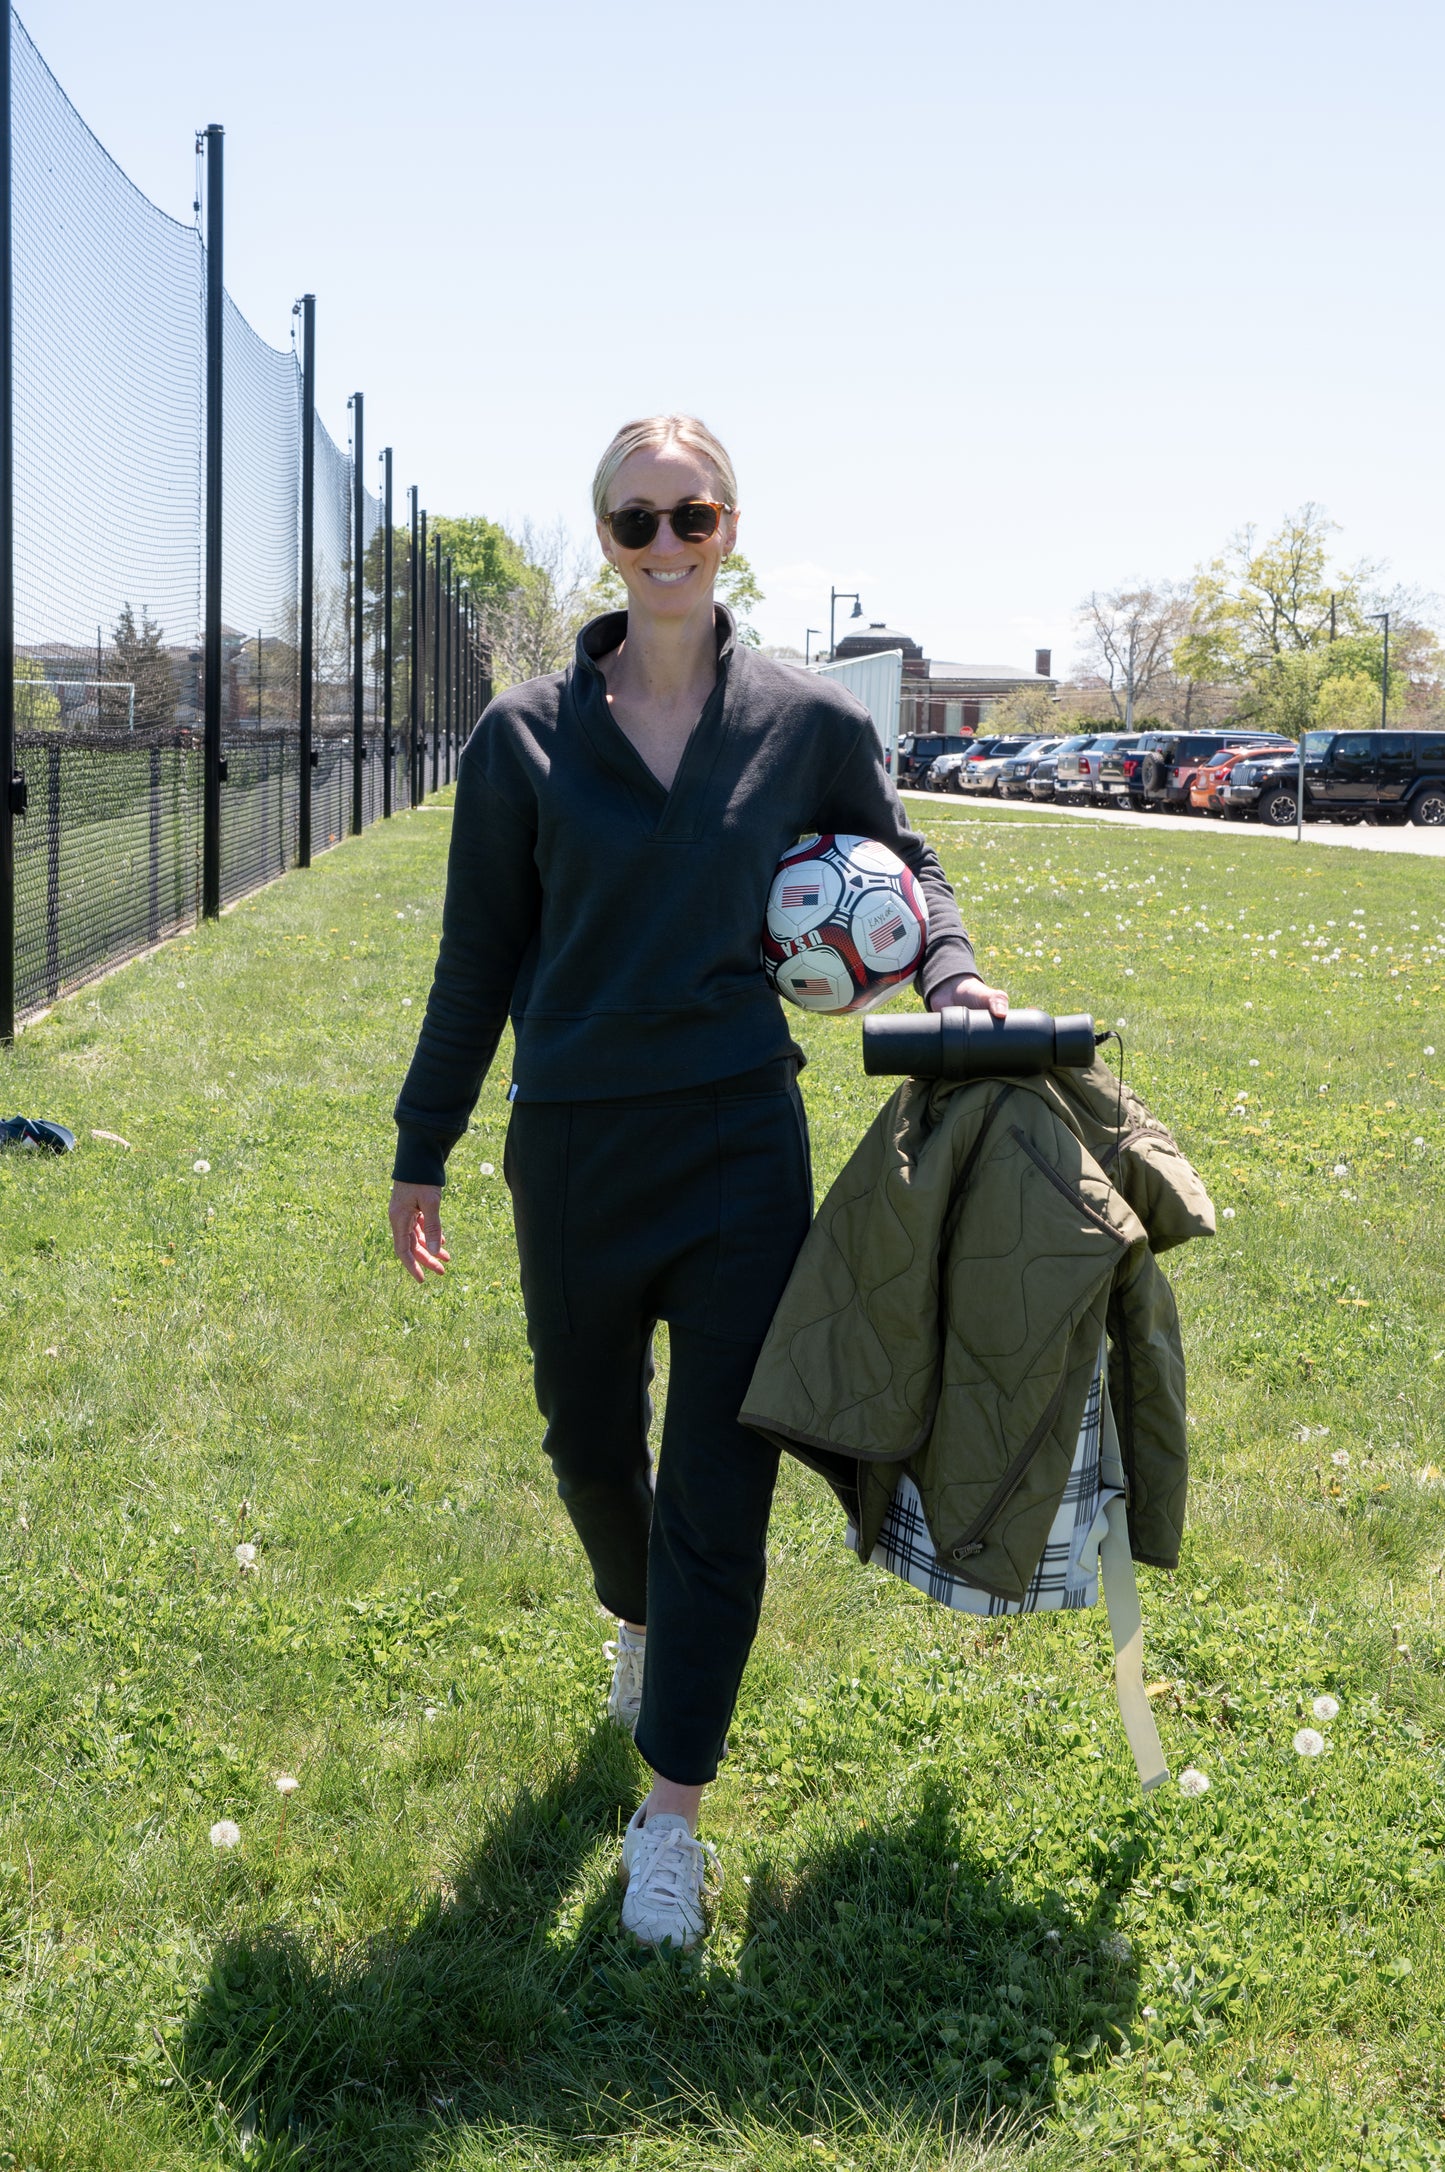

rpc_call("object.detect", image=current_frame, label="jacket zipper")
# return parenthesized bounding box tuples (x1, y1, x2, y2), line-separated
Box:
(1008, 1126, 1129, 1242)
(1107, 1289, 1136, 1506)
(945, 1368, 1071, 1560)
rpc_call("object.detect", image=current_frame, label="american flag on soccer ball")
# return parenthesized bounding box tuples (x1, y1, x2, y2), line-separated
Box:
(790, 976, 834, 997)
(781, 884, 820, 908)
(868, 914, 906, 953)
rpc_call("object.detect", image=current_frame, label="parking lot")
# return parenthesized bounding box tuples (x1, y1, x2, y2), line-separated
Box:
(901, 788, 1445, 857)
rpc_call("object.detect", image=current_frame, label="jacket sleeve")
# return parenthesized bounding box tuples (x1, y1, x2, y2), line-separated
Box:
(392, 727, 541, 1187)
(1107, 1246, 1189, 1570)
(816, 718, 978, 1001)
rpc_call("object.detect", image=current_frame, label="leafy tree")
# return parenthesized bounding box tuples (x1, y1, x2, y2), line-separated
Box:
(1172, 505, 1369, 686)
(427, 514, 526, 609)
(476, 519, 599, 689)
(14, 658, 60, 731)
(987, 684, 1060, 736)
(105, 603, 176, 729)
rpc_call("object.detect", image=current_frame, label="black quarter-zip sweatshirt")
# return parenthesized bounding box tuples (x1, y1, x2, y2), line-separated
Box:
(392, 609, 978, 1186)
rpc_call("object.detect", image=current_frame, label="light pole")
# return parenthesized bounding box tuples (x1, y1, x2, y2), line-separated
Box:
(804, 628, 823, 666)
(1368, 611, 1390, 733)
(829, 587, 862, 659)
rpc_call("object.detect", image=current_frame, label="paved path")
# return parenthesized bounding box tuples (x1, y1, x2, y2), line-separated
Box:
(900, 790, 1445, 858)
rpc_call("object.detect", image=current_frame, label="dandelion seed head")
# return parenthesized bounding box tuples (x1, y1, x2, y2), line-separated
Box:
(1101, 1931, 1132, 1962)
(209, 1819, 241, 1849)
(1222, 1207, 1236, 1219)
(235, 1541, 257, 1568)
(274, 1774, 300, 1796)
(479, 1162, 495, 1176)
(1332, 1163, 1348, 1177)
(1331, 1449, 1350, 1468)
(424, 1706, 439, 1722)
(1178, 1767, 1211, 1798)
(1312, 1695, 1340, 1722)
(192, 1159, 211, 1174)
(1293, 1727, 1325, 1757)
(1426, 1047, 1436, 1056)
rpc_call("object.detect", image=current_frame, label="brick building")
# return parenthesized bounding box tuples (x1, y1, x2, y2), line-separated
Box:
(832, 621, 1055, 737)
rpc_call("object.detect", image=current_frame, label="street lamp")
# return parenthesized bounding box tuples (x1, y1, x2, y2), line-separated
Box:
(829, 587, 863, 659)
(804, 628, 823, 666)
(1367, 611, 1390, 732)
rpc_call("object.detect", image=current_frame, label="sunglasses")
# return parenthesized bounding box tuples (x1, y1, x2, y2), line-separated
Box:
(602, 499, 732, 550)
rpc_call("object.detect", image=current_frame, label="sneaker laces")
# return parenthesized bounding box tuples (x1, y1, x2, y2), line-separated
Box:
(633, 1821, 722, 1908)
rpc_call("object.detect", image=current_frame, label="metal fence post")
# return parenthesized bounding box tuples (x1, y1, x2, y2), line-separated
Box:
(443, 554, 453, 786)
(148, 742, 161, 942)
(431, 530, 441, 794)
(418, 506, 429, 804)
(0, 0, 13, 1044)
(408, 486, 420, 807)
(381, 446, 393, 818)
(202, 123, 224, 919)
(43, 741, 59, 998)
(349, 390, 364, 836)
(297, 292, 316, 866)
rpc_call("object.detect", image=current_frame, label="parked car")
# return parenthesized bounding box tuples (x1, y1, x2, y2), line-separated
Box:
(1054, 733, 1139, 806)
(1030, 734, 1098, 801)
(1127, 729, 1296, 812)
(958, 737, 1034, 794)
(896, 733, 953, 788)
(927, 750, 971, 791)
(1225, 730, 1445, 828)
(996, 737, 1065, 798)
(1089, 733, 1152, 805)
(1189, 743, 1292, 816)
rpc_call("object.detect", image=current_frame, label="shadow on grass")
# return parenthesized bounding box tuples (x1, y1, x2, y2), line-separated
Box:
(178, 1737, 1142, 2170)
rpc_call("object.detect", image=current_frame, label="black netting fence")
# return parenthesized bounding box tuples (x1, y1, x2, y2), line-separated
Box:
(1, 9, 484, 1032)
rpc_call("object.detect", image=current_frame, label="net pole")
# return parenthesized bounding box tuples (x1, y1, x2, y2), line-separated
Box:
(417, 507, 428, 803)
(382, 446, 393, 817)
(0, 1, 13, 1045)
(443, 553, 453, 786)
(297, 292, 315, 866)
(350, 390, 363, 836)
(431, 530, 441, 794)
(408, 484, 420, 805)
(201, 123, 224, 919)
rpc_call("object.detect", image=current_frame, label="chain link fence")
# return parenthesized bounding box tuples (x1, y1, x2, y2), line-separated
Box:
(2, 8, 483, 1032)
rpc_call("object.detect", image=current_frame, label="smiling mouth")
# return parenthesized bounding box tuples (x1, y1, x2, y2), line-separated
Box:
(645, 567, 693, 583)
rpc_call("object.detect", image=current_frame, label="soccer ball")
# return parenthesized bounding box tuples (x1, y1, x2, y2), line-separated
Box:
(762, 834, 928, 1014)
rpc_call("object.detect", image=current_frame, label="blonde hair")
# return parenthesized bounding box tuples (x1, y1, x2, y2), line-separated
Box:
(592, 413, 738, 520)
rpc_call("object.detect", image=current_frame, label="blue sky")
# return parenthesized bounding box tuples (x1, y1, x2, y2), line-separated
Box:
(19, 0, 1444, 666)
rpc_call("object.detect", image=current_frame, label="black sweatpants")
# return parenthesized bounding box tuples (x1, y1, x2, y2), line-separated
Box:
(503, 1059, 812, 1786)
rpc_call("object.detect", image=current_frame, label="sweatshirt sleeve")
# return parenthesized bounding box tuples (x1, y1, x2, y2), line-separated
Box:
(392, 729, 541, 1187)
(817, 718, 978, 1002)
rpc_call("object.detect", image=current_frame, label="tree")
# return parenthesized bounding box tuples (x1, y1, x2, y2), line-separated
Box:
(987, 684, 1059, 736)
(476, 519, 600, 689)
(427, 514, 527, 609)
(105, 603, 176, 729)
(590, 550, 767, 645)
(1075, 584, 1190, 725)
(14, 658, 60, 731)
(1172, 505, 1369, 686)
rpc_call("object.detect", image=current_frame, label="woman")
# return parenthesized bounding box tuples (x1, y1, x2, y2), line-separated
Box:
(389, 415, 1006, 1950)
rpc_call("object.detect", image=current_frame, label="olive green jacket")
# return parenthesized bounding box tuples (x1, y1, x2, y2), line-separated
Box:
(740, 1060, 1214, 1603)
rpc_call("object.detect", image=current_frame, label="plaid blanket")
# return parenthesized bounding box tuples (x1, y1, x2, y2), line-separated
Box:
(849, 1360, 1121, 1615)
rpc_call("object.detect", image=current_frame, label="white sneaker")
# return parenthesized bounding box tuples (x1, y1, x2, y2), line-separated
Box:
(619, 1807, 719, 1952)
(603, 1625, 646, 1734)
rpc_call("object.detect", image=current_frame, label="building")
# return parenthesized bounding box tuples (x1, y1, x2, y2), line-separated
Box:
(831, 621, 1055, 737)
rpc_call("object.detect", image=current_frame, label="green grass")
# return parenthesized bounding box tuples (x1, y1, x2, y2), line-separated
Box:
(1, 796, 1443, 2171)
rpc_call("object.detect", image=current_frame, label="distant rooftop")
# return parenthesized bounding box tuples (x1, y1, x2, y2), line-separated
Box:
(928, 662, 1046, 682)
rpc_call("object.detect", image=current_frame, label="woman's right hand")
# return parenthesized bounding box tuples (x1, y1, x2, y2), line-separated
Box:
(389, 1182, 450, 1282)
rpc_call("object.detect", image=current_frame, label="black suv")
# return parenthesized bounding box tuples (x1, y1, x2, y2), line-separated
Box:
(896, 734, 952, 788)
(1224, 731, 1445, 828)
(1102, 729, 1294, 811)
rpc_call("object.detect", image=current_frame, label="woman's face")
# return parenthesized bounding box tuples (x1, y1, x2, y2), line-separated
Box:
(596, 443, 738, 623)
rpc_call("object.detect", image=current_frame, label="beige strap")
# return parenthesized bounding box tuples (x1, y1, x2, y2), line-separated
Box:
(1098, 1359, 1169, 1793)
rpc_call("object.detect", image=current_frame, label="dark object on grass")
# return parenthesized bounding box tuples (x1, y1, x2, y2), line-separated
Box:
(1, 1116, 77, 1153)
(862, 1005, 1098, 1081)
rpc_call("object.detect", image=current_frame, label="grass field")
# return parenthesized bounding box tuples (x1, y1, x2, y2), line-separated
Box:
(1, 795, 1443, 2171)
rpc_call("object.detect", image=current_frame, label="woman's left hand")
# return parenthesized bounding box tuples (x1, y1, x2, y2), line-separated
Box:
(928, 973, 1009, 1020)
